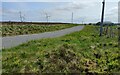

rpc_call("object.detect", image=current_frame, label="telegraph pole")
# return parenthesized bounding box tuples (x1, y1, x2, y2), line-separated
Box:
(100, 0, 105, 36)
(71, 12, 73, 24)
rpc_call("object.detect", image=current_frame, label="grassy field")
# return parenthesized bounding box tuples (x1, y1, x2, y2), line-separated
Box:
(1, 24, 77, 37)
(2, 25, 120, 73)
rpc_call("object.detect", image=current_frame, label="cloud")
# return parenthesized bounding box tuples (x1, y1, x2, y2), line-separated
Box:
(0, 2, 2, 17)
(105, 6, 118, 22)
(55, 2, 89, 12)
(2, 0, 119, 2)
(0, 10, 1, 14)
(1, 1, 118, 23)
(119, 1, 120, 22)
(3, 9, 18, 14)
(1, 2, 107, 22)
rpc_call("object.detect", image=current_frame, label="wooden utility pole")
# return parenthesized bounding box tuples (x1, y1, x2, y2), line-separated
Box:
(71, 12, 73, 24)
(100, 0, 105, 36)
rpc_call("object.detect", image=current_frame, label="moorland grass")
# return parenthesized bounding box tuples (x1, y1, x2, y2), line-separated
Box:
(1, 24, 78, 37)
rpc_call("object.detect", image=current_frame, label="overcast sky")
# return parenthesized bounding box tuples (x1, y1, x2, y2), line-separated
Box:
(1, 0, 119, 23)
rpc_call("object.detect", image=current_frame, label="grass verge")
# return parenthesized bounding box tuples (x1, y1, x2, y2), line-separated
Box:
(2, 26, 120, 73)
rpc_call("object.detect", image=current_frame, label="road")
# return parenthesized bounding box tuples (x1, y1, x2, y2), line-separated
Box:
(1, 26, 84, 49)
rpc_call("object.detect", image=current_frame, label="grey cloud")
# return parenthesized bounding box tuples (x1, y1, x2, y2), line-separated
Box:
(55, 2, 87, 11)
(105, 6, 118, 22)
(118, 1, 120, 22)
(2, 0, 119, 2)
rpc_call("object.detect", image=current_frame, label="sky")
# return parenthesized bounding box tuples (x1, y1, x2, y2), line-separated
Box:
(0, 0, 119, 23)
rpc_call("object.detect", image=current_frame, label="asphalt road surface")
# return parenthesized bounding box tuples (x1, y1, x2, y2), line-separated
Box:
(1, 26, 84, 49)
